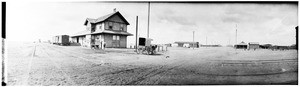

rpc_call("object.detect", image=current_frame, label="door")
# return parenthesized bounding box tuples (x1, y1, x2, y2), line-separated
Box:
(76, 37, 79, 43)
(112, 35, 120, 48)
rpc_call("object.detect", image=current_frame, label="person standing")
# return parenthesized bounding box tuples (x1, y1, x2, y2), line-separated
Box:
(103, 42, 106, 49)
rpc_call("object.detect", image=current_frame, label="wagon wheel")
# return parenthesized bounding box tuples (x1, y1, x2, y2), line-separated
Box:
(136, 48, 142, 54)
(148, 48, 153, 55)
(152, 50, 156, 55)
(142, 49, 148, 54)
(147, 50, 151, 55)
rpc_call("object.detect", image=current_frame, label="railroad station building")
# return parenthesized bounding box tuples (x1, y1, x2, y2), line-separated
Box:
(71, 10, 133, 48)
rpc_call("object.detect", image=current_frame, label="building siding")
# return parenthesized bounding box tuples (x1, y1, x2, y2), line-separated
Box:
(103, 34, 112, 47)
(107, 14, 126, 23)
(95, 23, 103, 32)
(248, 44, 259, 49)
(85, 35, 91, 47)
(119, 35, 127, 48)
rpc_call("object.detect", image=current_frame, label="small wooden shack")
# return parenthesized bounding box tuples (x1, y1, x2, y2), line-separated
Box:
(234, 41, 248, 49)
(248, 42, 259, 50)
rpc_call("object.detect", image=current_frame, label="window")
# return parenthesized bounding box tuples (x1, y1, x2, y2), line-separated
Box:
(113, 35, 120, 40)
(97, 24, 102, 30)
(91, 25, 96, 32)
(108, 22, 113, 29)
(120, 24, 124, 31)
(113, 35, 116, 40)
(117, 36, 120, 40)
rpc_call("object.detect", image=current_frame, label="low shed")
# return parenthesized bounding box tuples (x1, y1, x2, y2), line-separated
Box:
(234, 42, 248, 49)
(248, 42, 259, 50)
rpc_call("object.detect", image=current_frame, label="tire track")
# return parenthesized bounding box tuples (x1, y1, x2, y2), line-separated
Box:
(44, 44, 100, 64)
(39, 45, 77, 85)
(125, 55, 195, 85)
(22, 43, 36, 85)
(45, 44, 173, 85)
(43, 44, 143, 77)
(44, 44, 194, 85)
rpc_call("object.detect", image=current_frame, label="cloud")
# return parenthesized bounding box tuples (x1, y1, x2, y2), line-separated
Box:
(156, 9, 197, 26)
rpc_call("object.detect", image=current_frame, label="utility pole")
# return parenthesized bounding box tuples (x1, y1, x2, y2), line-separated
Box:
(206, 36, 207, 45)
(135, 16, 139, 52)
(296, 26, 298, 50)
(229, 37, 231, 45)
(235, 24, 238, 53)
(147, 2, 150, 39)
(235, 24, 238, 45)
(193, 31, 195, 49)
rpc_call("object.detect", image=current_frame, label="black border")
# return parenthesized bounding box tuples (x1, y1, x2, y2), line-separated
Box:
(2, 2, 5, 39)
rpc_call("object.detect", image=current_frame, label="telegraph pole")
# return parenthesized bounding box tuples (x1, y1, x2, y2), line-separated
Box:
(296, 26, 298, 50)
(235, 24, 238, 45)
(206, 36, 207, 45)
(135, 16, 139, 52)
(147, 2, 150, 39)
(235, 24, 238, 53)
(193, 31, 195, 49)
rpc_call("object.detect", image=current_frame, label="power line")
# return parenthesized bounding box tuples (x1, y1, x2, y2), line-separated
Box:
(235, 24, 237, 44)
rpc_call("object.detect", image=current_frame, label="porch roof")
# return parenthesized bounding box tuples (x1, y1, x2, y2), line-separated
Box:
(71, 30, 133, 37)
(90, 30, 133, 36)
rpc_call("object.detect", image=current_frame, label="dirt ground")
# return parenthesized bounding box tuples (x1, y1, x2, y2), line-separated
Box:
(6, 42, 298, 85)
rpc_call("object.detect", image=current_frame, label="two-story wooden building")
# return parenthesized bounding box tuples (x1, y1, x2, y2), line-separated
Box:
(71, 10, 133, 48)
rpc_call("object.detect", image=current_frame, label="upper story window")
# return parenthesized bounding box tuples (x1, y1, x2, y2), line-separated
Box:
(108, 22, 113, 29)
(120, 24, 124, 31)
(99, 25, 102, 30)
(91, 25, 96, 33)
(97, 24, 102, 30)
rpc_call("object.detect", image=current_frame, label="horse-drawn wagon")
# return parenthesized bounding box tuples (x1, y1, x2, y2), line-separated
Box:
(136, 37, 157, 55)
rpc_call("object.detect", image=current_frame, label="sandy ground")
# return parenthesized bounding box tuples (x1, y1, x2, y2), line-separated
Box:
(6, 42, 298, 85)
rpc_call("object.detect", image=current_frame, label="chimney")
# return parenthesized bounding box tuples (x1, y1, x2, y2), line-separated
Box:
(113, 8, 117, 12)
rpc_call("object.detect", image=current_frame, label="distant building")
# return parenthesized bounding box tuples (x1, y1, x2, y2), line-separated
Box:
(234, 41, 247, 49)
(200, 44, 222, 47)
(259, 44, 272, 49)
(248, 42, 259, 50)
(165, 43, 172, 47)
(71, 10, 133, 48)
(171, 43, 178, 47)
(173, 41, 199, 48)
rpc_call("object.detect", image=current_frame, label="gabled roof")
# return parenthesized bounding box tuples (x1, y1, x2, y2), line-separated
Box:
(84, 11, 130, 25)
(236, 41, 248, 45)
(248, 42, 259, 45)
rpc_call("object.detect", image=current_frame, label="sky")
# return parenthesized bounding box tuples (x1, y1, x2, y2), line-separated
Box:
(6, 2, 298, 46)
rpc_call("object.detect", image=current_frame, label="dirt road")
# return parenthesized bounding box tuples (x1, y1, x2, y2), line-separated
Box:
(6, 42, 298, 85)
